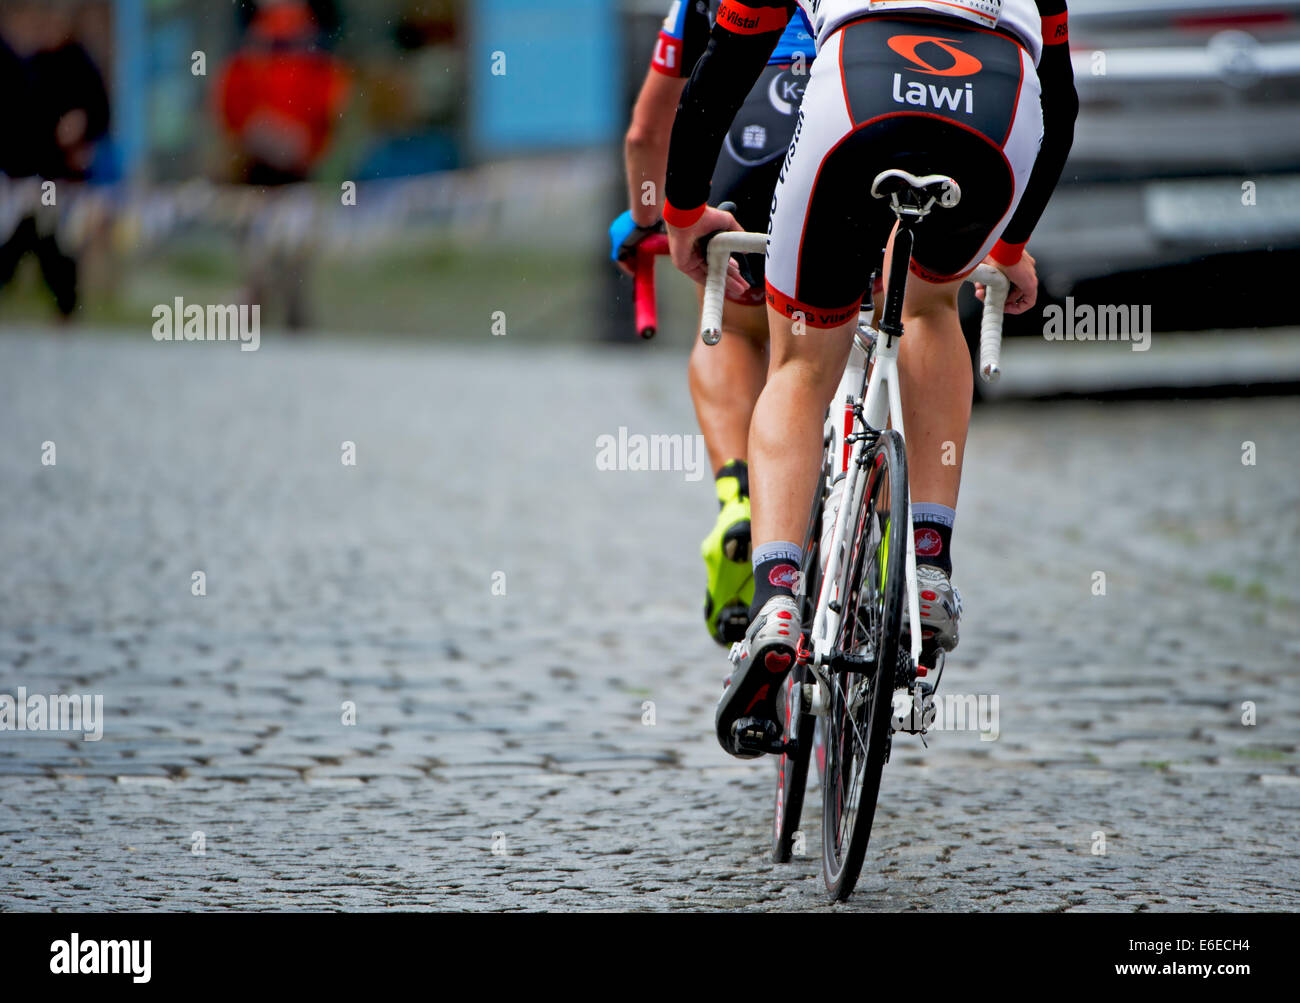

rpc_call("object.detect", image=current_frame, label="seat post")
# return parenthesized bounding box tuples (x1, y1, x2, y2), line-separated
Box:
(878, 218, 915, 344)
(868, 170, 959, 346)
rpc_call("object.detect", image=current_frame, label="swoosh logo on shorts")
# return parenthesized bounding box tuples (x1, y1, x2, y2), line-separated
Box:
(887, 34, 984, 77)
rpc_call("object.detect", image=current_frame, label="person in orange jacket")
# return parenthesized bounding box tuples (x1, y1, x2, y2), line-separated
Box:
(215, 0, 350, 329)
(216, 0, 350, 186)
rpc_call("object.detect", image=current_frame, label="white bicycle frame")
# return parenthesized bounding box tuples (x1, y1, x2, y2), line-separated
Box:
(700, 230, 1009, 708)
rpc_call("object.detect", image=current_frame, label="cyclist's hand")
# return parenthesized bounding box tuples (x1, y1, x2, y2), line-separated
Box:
(666, 205, 747, 299)
(976, 249, 1038, 315)
(609, 210, 663, 277)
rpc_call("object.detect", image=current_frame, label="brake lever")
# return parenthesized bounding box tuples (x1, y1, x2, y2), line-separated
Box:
(696, 201, 756, 290)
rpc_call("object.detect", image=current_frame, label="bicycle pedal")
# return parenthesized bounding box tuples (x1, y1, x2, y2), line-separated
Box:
(732, 716, 785, 756)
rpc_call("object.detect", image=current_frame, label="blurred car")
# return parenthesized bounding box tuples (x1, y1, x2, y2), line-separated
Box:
(965, 0, 1300, 337)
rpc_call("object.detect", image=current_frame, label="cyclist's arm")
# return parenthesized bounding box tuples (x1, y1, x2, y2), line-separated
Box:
(624, 1, 712, 226)
(626, 71, 688, 227)
(663, 1, 796, 227)
(989, 0, 1079, 267)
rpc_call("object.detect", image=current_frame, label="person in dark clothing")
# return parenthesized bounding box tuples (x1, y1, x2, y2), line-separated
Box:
(0, 4, 111, 319)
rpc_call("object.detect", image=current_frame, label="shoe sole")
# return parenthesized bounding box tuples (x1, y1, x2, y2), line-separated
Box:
(716, 639, 797, 759)
(722, 520, 751, 563)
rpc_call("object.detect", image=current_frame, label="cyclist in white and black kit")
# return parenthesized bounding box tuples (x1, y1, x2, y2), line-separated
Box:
(661, 0, 1078, 757)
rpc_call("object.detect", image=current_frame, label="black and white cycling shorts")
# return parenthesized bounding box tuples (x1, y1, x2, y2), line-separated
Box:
(764, 14, 1044, 327)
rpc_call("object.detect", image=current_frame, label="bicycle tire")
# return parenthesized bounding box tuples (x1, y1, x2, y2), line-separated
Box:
(772, 443, 830, 863)
(821, 428, 907, 901)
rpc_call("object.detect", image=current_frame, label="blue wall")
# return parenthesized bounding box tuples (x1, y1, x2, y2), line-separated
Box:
(112, 0, 147, 181)
(469, 0, 620, 155)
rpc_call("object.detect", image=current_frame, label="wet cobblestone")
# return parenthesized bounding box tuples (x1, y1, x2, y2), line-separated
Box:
(0, 331, 1297, 911)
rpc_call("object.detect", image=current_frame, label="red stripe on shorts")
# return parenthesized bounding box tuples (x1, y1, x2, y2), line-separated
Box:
(765, 280, 862, 328)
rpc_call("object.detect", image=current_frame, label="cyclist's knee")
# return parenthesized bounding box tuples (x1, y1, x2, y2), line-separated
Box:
(767, 313, 852, 393)
(721, 299, 769, 345)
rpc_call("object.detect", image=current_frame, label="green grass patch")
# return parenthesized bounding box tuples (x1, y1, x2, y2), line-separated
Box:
(1233, 747, 1293, 762)
(1206, 572, 1237, 593)
(1, 237, 605, 341)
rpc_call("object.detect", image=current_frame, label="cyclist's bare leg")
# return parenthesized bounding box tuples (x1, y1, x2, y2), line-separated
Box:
(894, 276, 970, 509)
(748, 309, 856, 546)
(689, 289, 768, 473)
(876, 225, 971, 508)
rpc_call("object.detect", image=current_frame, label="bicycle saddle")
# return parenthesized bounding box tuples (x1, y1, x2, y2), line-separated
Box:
(870, 170, 961, 212)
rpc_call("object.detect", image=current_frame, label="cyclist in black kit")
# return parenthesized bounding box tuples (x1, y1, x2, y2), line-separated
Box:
(612, 3, 817, 646)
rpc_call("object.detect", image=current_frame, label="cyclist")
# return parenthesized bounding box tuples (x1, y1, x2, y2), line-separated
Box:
(610, 2, 816, 646)
(662, 0, 1078, 757)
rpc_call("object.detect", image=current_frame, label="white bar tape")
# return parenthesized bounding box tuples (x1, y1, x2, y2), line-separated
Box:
(970, 263, 1009, 383)
(700, 232, 768, 345)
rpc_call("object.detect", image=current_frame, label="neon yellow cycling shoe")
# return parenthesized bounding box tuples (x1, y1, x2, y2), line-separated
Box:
(702, 462, 753, 645)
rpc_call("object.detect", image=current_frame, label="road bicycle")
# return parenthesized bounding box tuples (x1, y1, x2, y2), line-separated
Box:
(703, 171, 1008, 900)
(631, 171, 1009, 900)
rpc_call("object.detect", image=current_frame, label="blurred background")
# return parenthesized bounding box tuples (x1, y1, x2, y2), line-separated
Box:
(0, 0, 627, 339)
(0, 0, 1298, 388)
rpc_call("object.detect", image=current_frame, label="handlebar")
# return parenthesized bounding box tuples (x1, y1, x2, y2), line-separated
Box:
(967, 263, 1008, 383)
(700, 231, 1011, 382)
(698, 231, 768, 346)
(632, 233, 669, 339)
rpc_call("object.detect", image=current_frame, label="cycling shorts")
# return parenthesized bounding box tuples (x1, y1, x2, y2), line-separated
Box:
(764, 14, 1044, 327)
(710, 61, 807, 303)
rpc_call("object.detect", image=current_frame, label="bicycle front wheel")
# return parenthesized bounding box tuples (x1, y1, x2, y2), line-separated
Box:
(821, 428, 907, 901)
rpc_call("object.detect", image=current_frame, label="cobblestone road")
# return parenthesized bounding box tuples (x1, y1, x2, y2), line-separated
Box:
(1, 331, 1297, 911)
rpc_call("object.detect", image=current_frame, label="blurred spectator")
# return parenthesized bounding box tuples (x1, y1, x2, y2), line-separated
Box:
(0, 1, 110, 320)
(236, 0, 342, 44)
(216, 0, 351, 330)
(216, 0, 350, 186)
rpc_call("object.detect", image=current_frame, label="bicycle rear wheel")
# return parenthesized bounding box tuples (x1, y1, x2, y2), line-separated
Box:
(821, 428, 907, 900)
(772, 443, 830, 863)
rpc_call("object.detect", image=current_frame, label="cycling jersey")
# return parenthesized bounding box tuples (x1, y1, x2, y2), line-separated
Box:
(650, 1, 815, 299)
(664, 0, 1077, 269)
(795, 1, 1046, 64)
(652, 0, 815, 77)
